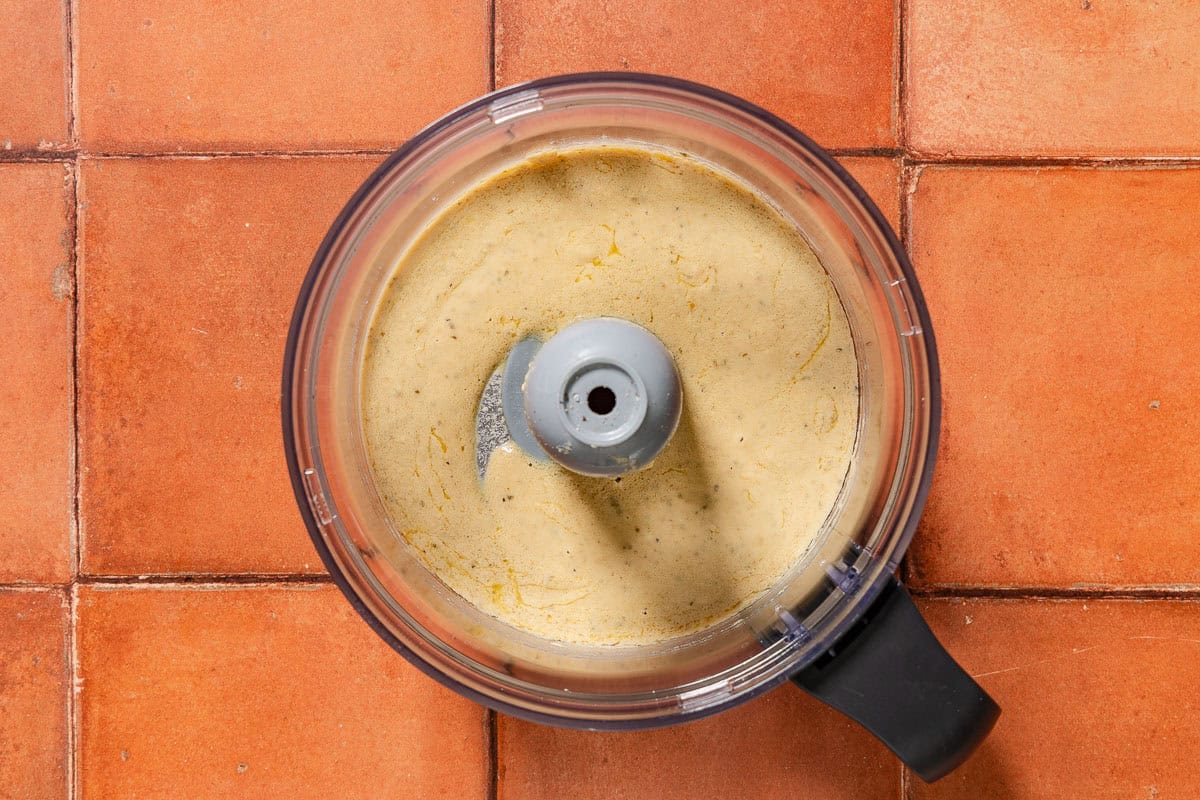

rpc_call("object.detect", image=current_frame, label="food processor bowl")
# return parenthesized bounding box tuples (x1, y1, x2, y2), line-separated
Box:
(282, 73, 998, 782)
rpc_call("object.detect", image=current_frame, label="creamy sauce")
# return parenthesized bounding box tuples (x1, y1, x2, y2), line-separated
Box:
(362, 146, 858, 645)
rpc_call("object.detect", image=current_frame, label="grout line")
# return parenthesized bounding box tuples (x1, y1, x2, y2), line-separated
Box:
(66, 0, 79, 148)
(64, 39, 82, 800)
(80, 149, 395, 161)
(67, 584, 79, 800)
(78, 581, 334, 593)
(487, 0, 497, 93)
(910, 584, 1200, 601)
(897, 161, 914, 262)
(900, 162, 920, 257)
(0, 584, 66, 594)
(70, 0, 83, 585)
(4, 147, 1200, 166)
(0, 151, 76, 162)
(486, 710, 499, 800)
(0, 149, 393, 162)
(894, 0, 906, 152)
(831, 147, 906, 159)
(899, 763, 910, 800)
(70, 157, 81, 581)
(0, 574, 332, 590)
(75, 573, 334, 586)
(905, 155, 1200, 168)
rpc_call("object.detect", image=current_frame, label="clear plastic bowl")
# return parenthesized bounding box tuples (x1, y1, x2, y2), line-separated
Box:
(282, 74, 938, 727)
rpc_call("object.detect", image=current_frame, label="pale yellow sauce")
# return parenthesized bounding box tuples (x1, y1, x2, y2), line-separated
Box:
(362, 146, 858, 645)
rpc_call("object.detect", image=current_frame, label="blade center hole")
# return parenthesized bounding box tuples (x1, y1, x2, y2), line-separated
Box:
(587, 386, 617, 415)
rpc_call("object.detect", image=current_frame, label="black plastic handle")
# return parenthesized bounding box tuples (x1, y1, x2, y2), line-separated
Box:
(792, 576, 999, 782)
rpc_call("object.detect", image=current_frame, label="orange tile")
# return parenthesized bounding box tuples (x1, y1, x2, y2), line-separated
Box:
(909, 167, 1200, 589)
(0, 163, 73, 584)
(0, 0, 69, 150)
(496, 0, 895, 150)
(77, 0, 489, 152)
(906, 1, 1200, 157)
(498, 686, 898, 800)
(79, 157, 379, 575)
(77, 584, 489, 799)
(915, 598, 1200, 799)
(841, 156, 901, 232)
(0, 589, 69, 799)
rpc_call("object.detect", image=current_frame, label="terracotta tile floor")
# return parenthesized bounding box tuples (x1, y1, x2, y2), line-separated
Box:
(2, 1, 1198, 797)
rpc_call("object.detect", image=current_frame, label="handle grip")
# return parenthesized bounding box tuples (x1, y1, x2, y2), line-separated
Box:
(792, 577, 999, 782)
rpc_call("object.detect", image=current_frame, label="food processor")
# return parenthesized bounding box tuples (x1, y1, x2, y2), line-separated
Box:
(282, 73, 999, 782)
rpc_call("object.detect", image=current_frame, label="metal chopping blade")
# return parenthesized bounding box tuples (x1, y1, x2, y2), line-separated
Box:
(474, 337, 546, 480)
